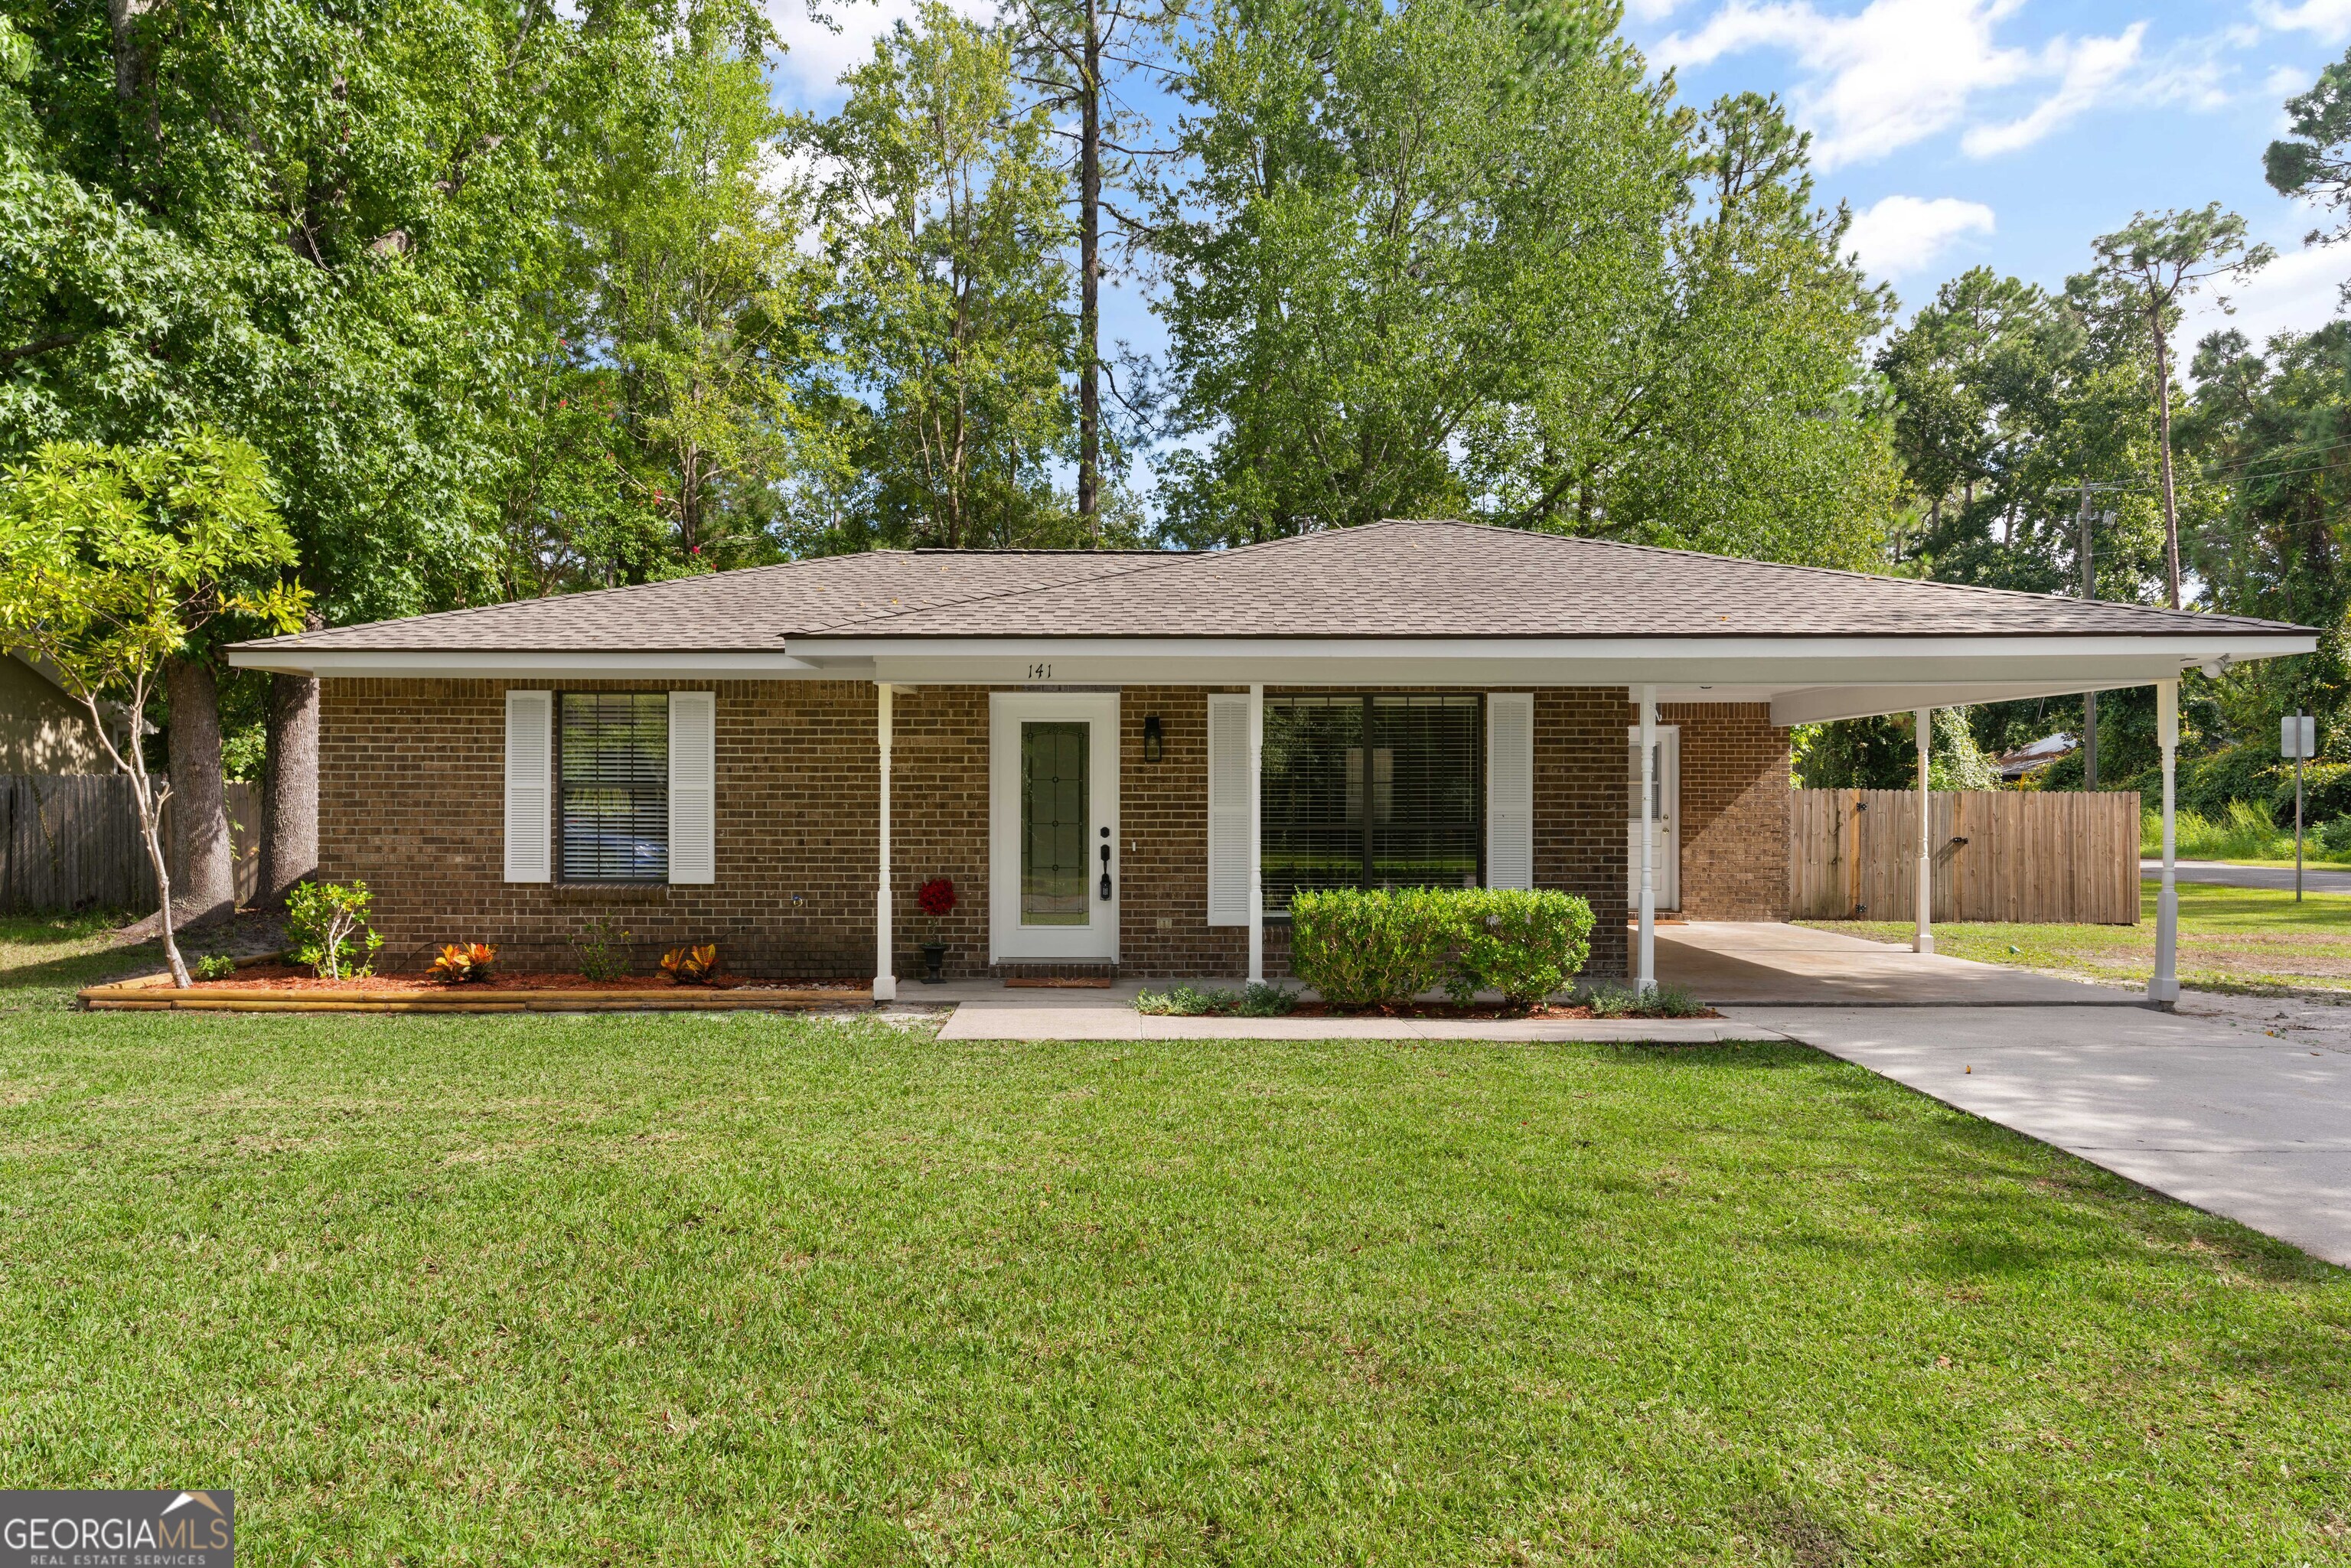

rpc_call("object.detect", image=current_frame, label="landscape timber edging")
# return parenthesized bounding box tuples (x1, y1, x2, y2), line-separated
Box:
(79, 968, 873, 1014)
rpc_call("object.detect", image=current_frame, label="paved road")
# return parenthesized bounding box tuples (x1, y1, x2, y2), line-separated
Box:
(1730, 1001, 2351, 1267)
(2142, 857, 2351, 894)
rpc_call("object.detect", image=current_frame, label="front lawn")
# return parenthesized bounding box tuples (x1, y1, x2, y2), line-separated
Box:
(1807, 879, 2351, 996)
(2, 1012, 2346, 1562)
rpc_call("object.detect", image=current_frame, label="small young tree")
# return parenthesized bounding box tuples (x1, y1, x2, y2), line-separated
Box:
(0, 431, 305, 986)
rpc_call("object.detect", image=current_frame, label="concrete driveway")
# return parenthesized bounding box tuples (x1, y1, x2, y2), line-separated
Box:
(1733, 1000, 2351, 1267)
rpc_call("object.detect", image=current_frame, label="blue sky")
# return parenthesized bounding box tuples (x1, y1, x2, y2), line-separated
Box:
(768, 0, 2351, 472)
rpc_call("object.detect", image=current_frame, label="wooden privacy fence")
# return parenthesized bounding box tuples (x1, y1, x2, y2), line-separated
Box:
(0, 775, 259, 914)
(1790, 789, 2142, 926)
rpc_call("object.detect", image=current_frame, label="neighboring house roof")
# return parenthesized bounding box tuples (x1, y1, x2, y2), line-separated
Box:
(230, 520, 2310, 654)
(1993, 732, 2079, 780)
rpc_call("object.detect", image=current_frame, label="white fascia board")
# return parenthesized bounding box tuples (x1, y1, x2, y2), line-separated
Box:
(831, 632, 2312, 689)
(223, 648, 852, 679)
(1769, 680, 2167, 727)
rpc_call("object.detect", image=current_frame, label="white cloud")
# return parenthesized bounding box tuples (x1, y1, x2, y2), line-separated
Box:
(770, 0, 994, 106)
(2268, 62, 2314, 97)
(1844, 194, 1996, 279)
(1655, 0, 2160, 169)
(1961, 24, 2144, 156)
(2176, 242, 2348, 358)
(1623, 0, 1687, 18)
(2257, 0, 2351, 44)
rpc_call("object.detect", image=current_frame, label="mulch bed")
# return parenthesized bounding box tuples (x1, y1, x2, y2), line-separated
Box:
(183, 965, 866, 994)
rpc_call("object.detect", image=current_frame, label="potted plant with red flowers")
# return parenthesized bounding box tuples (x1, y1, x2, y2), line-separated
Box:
(916, 875, 956, 983)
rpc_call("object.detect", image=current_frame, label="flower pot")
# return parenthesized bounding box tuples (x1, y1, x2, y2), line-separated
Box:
(921, 941, 947, 984)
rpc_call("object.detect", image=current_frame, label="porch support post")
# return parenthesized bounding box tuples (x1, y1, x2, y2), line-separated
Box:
(1637, 683, 1656, 994)
(2151, 678, 2180, 1006)
(1913, 707, 1934, 954)
(1247, 683, 1264, 986)
(875, 681, 896, 1003)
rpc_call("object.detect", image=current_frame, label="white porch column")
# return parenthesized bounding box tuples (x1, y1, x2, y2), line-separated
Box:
(1913, 707, 1934, 955)
(1247, 683, 1264, 986)
(1637, 684, 1656, 993)
(2151, 678, 2180, 1006)
(874, 682, 896, 1002)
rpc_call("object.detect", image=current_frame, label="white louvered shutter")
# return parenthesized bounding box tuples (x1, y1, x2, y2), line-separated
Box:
(1207, 693, 1253, 926)
(504, 690, 553, 883)
(1485, 692, 1534, 890)
(668, 690, 716, 885)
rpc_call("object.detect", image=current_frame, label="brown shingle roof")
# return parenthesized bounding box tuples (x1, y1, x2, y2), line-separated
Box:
(236, 520, 2308, 654)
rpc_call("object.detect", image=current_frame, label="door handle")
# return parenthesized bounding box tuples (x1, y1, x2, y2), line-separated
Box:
(1099, 841, 1113, 900)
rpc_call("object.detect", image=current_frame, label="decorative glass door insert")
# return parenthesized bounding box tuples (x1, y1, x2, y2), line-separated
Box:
(1021, 720, 1090, 925)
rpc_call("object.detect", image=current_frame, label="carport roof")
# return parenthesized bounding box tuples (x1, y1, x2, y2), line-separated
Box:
(230, 519, 2308, 655)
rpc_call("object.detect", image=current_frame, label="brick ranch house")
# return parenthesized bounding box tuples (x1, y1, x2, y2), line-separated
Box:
(227, 520, 2312, 1001)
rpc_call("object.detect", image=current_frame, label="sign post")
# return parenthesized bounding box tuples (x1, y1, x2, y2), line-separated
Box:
(2284, 712, 2316, 901)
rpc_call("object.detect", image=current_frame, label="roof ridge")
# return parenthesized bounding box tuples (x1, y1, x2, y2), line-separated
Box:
(1380, 518, 2287, 631)
(795, 547, 1229, 633)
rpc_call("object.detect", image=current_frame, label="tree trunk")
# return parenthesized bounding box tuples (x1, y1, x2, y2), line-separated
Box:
(167, 656, 236, 927)
(107, 0, 159, 102)
(1076, 0, 1102, 543)
(2152, 305, 2183, 611)
(262, 659, 320, 906)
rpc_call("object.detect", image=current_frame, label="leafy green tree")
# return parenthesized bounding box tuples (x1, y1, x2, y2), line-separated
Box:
(2082, 207, 2273, 608)
(556, 2, 822, 573)
(1147, 4, 1891, 565)
(809, 5, 1084, 550)
(2265, 47, 2351, 251)
(0, 431, 303, 987)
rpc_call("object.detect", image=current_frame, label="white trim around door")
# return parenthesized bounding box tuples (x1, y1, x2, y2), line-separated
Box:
(990, 691, 1121, 963)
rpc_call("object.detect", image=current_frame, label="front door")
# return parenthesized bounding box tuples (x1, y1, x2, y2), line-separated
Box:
(990, 692, 1120, 963)
(1626, 724, 1681, 911)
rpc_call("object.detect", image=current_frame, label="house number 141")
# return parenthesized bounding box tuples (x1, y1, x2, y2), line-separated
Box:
(1026, 663, 1053, 680)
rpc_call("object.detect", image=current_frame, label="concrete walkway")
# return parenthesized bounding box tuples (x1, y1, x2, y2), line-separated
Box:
(1657, 921, 2137, 1006)
(2141, 857, 2351, 895)
(1730, 1002, 2351, 1267)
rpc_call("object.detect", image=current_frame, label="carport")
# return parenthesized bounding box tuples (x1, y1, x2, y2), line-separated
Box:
(1653, 921, 2136, 1006)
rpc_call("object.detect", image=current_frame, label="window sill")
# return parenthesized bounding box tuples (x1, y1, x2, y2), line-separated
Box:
(551, 883, 673, 903)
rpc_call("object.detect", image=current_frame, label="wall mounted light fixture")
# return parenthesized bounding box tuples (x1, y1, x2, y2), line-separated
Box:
(1143, 714, 1164, 763)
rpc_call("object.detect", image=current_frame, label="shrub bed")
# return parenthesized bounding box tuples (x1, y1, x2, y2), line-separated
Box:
(1288, 888, 1595, 1009)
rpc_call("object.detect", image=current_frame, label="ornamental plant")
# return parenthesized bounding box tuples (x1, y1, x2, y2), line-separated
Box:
(916, 875, 957, 939)
(1288, 887, 1594, 1010)
(431, 942, 499, 984)
(285, 879, 383, 980)
(1446, 889, 1594, 1007)
(1286, 888, 1461, 1008)
(661, 944, 719, 984)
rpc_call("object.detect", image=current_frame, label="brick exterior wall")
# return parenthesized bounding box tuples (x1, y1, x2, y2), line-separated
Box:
(1665, 702, 1792, 923)
(316, 678, 1783, 981)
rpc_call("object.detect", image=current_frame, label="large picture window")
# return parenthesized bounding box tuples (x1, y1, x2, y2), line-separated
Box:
(1261, 693, 1482, 914)
(558, 692, 669, 883)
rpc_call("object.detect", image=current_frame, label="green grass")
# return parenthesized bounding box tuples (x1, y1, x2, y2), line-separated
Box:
(1806, 880, 2351, 996)
(0, 907, 158, 1006)
(4, 1011, 2348, 1562)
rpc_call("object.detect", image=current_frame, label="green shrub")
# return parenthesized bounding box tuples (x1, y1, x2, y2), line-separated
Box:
(1446, 889, 1595, 1006)
(1233, 981, 1298, 1017)
(1288, 888, 1464, 1007)
(192, 953, 236, 981)
(1290, 887, 1593, 1009)
(285, 879, 383, 980)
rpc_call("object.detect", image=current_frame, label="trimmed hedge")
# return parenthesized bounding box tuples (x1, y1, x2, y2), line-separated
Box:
(1288, 888, 1595, 1008)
